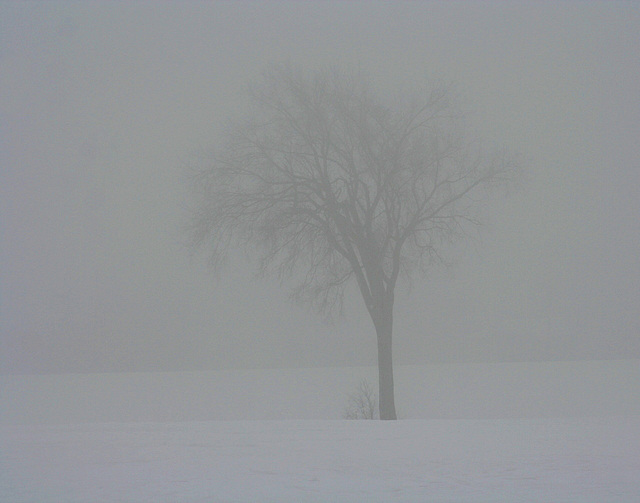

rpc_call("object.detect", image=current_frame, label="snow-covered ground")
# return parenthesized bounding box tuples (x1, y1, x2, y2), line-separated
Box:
(2, 361, 639, 501)
(2, 417, 639, 502)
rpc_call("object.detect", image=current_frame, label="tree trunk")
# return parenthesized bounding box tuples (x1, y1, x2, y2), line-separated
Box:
(374, 301, 397, 420)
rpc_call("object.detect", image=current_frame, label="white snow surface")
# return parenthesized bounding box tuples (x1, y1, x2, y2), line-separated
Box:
(2, 362, 639, 501)
(2, 417, 639, 502)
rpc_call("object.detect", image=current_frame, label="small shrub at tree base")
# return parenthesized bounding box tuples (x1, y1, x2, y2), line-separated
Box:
(343, 380, 378, 420)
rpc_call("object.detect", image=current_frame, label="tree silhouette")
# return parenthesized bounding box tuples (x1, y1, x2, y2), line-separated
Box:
(189, 64, 518, 419)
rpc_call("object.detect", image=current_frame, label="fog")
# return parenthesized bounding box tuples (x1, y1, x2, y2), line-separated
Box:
(2, 1, 639, 375)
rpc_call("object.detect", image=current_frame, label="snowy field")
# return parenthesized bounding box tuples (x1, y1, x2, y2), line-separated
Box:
(2, 361, 639, 501)
(2, 417, 639, 502)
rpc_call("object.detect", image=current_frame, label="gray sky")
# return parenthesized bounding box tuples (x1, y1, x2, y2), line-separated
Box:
(1, 1, 639, 374)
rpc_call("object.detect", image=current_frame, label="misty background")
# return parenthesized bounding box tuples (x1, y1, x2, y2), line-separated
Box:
(2, 1, 639, 376)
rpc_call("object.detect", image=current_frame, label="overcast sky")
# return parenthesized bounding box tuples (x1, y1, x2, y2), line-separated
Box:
(1, 1, 639, 374)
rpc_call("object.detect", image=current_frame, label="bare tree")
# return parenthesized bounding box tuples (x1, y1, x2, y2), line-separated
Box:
(188, 64, 518, 419)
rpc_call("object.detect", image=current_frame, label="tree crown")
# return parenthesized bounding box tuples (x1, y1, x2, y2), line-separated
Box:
(189, 64, 517, 316)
